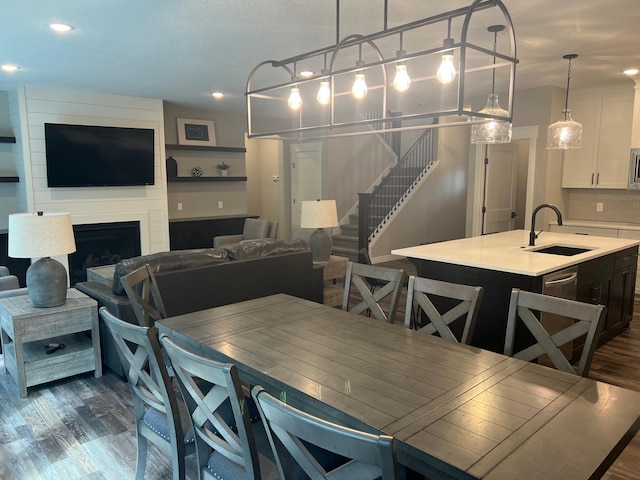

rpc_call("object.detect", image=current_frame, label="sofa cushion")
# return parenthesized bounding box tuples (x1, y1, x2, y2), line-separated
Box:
(112, 248, 230, 295)
(224, 238, 308, 261)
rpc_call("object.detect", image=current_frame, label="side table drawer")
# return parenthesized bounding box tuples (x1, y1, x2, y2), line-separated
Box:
(17, 306, 97, 342)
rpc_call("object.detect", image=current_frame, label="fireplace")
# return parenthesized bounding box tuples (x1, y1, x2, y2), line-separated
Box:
(69, 221, 141, 285)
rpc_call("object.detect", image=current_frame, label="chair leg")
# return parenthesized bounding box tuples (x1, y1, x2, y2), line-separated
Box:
(135, 434, 148, 480)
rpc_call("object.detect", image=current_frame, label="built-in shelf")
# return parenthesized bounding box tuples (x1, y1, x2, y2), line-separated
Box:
(0, 136, 16, 143)
(0, 176, 18, 183)
(167, 176, 248, 183)
(165, 144, 245, 153)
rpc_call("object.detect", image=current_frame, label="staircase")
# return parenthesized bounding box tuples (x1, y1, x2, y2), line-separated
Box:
(331, 124, 438, 260)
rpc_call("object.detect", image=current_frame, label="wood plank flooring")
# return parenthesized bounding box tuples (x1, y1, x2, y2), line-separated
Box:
(1, 260, 639, 479)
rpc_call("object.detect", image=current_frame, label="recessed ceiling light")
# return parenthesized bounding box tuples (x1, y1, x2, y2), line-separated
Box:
(623, 68, 639, 76)
(49, 23, 73, 32)
(1, 64, 19, 72)
(299, 71, 314, 78)
(211, 92, 224, 98)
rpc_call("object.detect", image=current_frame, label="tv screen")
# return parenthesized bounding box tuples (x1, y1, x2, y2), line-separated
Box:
(45, 123, 155, 187)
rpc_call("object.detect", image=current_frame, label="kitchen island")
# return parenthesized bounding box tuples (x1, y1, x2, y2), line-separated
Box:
(392, 230, 639, 353)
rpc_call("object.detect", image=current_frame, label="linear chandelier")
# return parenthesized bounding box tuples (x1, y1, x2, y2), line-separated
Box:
(246, 0, 518, 141)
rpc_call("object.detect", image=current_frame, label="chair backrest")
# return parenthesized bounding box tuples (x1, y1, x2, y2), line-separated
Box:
(251, 385, 397, 480)
(243, 218, 270, 240)
(121, 264, 167, 327)
(160, 334, 261, 479)
(342, 262, 406, 323)
(99, 306, 186, 478)
(358, 248, 388, 289)
(504, 288, 607, 377)
(404, 275, 484, 344)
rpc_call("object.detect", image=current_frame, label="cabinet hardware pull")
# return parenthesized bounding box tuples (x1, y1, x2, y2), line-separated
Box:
(591, 173, 595, 185)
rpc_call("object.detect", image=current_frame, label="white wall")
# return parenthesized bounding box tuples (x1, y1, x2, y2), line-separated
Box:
(8, 84, 169, 254)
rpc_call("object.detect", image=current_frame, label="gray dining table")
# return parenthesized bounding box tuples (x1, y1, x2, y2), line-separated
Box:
(157, 293, 640, 479)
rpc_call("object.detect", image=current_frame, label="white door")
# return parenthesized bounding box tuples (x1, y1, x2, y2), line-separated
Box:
(483, 143, 518, 234)
(290, 142, 323, 239)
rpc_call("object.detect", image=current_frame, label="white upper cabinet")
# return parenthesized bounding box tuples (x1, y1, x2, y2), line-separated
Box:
(562, 88, 633, 189)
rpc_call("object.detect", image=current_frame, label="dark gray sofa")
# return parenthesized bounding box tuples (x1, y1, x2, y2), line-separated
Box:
(76, 239, 323, 376)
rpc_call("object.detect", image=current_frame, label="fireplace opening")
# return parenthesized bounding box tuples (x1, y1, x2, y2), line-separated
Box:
(69, 221, 141, 285)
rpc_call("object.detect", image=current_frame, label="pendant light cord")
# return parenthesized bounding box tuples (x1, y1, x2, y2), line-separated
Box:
(564, 57, 572, 113)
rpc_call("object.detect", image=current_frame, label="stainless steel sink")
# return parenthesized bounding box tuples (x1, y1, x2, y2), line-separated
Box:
(530, 245, 594, 256)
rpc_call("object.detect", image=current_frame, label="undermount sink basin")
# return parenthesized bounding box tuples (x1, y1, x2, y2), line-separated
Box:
(530, 245, 594, 256)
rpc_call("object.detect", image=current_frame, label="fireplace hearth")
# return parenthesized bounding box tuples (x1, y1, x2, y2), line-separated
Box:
(69, 221, 141, 285)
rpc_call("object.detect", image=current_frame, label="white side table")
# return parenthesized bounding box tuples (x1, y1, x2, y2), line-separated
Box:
(0, 288, 101, 397)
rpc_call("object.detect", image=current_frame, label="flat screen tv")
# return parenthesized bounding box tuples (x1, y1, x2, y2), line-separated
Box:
(45, 123, 155, 187)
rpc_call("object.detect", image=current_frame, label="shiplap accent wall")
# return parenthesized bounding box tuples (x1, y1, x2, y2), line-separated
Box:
(8, 84, 169, 254)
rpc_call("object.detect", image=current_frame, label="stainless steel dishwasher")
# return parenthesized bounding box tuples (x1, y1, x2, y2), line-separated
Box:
(540, 266, 579, 362)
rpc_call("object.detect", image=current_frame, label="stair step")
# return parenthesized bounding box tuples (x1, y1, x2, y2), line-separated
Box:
(333, 235, 358, 249)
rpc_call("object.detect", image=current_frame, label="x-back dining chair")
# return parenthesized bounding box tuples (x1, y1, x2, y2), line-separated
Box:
(504, 288, 607, 377)
(121, 264, 167, 328)
(99, 307, 194, 480)
(342, 261, 406, 323)
(160, 334, 278, 480)
(251, 385, 397, 480)
(404, 275, 484, 344)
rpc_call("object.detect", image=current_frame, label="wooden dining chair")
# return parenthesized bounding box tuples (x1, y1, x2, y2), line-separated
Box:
(99, 307, 194, 480)
(160, 334, 278, 480)
(504, 288, 607, 377)
(404, 275, 484, 344)
(251, 385, 397, 480)
(121, 264, 167, 328)
(342, 262, 406, 323)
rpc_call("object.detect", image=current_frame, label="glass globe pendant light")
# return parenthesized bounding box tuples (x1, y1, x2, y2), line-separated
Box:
(547, 54, 582, 149)
(470, 25, 511, 144)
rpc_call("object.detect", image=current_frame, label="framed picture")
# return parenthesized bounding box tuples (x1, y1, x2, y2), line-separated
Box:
(176, 118, 216, 146)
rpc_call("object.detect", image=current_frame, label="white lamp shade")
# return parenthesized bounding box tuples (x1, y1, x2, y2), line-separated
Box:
(300, 200, 338, 229)
(8, 212, 76, 258)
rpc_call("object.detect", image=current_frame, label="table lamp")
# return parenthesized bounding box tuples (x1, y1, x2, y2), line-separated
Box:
(300, 200, 338, 261)
(8, 212, 76, 307)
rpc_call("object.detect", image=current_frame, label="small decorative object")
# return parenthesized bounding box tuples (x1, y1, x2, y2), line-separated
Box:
(166, 156, 177, 178)
(176, 118, 216, 146)
(191, 166, 203, 177)
(217, 162, 231, 177)
(8, 212, 77, 307)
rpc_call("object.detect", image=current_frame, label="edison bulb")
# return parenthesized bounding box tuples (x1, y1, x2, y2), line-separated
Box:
(437, 54, 456, 84)
(393, 64, 411, 92)
(317, 80, 330, 105)
(288, 87, 302, 110)
(352, 73, 368, 99)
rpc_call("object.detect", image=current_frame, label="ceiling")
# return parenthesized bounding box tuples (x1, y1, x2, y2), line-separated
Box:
(0, 0, 638, 117)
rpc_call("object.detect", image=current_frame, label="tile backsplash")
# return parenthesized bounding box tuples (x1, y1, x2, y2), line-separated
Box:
(567, 189, 640, 224)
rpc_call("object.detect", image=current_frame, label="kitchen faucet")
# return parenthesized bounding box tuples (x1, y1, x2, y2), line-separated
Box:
(529, 203, 563, 246)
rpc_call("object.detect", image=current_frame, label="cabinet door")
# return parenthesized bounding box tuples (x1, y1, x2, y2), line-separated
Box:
(561, 98, 600, 188)
(596, 95, 633, 189)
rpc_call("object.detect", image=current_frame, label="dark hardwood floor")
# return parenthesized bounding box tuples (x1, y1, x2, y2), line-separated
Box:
(1, 260, 640, 479)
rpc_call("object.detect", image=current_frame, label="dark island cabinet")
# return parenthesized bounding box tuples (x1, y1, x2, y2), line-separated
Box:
(169, 215, 257, 250)
(607, 247, 638, 338)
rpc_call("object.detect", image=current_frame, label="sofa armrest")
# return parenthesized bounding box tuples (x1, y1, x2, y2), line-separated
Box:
(214, 234, 243, 248)
(0, 275, 20, 292)
(0, 286, 28, 299)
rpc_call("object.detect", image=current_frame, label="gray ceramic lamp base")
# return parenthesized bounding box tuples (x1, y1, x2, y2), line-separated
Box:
(309, 228, 332, 261)
(26, 257, 68, 307)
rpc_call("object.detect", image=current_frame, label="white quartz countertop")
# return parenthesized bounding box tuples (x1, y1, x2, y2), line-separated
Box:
(391, 229, 640, 277)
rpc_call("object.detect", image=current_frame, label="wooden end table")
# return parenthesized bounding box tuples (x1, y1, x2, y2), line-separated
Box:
(0, 288, 102, 397)
(314, 255, 349, 307)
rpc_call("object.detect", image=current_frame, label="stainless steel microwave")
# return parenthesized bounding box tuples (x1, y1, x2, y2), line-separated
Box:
(629, 149, 640, 189)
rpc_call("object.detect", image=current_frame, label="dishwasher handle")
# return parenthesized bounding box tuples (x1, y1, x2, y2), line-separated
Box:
(544, 272, 578, 288)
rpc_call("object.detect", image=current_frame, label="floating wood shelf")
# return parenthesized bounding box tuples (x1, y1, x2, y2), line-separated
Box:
(0, 176, 18, 183)
(167, 176, 247, 183)
(0, 136, 16, 143)
(165, 144, 245, 153)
